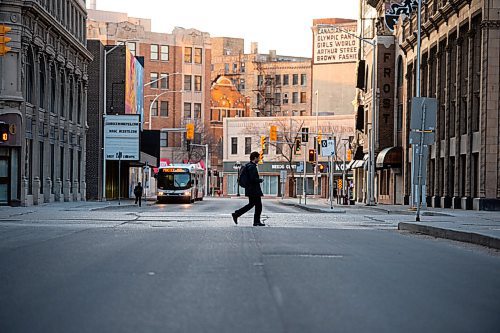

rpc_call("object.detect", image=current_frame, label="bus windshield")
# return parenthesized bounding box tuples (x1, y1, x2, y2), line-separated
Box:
(158, 172, 191, 190)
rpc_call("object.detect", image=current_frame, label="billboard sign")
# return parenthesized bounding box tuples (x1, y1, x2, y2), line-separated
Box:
(313, 24, 358, 64)
(104, 115, 140, 160)
(125, 50, 144, 120)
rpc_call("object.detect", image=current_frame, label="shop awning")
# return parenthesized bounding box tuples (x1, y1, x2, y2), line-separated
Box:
(376, 146, 402, 169)
(348, 153, 368, 170)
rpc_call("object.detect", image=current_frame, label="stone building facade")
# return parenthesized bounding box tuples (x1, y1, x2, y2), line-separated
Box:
(0, 0, 92, 206)
(354, 0, 500, 210)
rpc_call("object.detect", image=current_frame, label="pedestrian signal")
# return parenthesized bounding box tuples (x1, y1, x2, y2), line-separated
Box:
(270, 125, 277, 142)
(0, 123, 8, 142)
(186, 123, 194, 140)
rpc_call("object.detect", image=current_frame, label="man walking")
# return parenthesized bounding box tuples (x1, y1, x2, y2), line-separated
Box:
(134, 182, 143, 207)
(232, 151, 266, 226)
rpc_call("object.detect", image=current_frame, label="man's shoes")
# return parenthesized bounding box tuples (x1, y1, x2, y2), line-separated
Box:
(253, 222, 266, 226)
(231, 213, 238, 225)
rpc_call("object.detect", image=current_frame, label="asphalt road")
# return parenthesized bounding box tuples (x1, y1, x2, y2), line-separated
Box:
(1, 198, 499, 333)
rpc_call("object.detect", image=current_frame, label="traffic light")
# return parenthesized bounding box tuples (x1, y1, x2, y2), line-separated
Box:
(319, 164, 325, 172)
(260, 135, 266, 150)
(0, 25, 12, 56)
(301, 128, 309, 142)
(317, 129, 322, 144)
(269, 125, 277, 142)
(0, 123, 8, 142)
(337, 179, 343, 190)
(308, 149, 315, 162)
(186, 123, 194, 140)
(259, 152, 264, 164)
(347, 149, 352, 161)
(294, 138, 301, 153)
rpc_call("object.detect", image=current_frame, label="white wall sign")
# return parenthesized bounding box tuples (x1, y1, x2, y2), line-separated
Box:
(104, 115, 140, 160)
(321, 139, 336, 156)
(313, 25, 358, 64)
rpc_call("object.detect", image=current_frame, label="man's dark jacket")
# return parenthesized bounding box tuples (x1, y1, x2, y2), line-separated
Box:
(244, 162, 263, 197)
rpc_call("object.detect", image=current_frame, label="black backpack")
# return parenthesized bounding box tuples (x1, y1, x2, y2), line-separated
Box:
(238, 164, 249, 188)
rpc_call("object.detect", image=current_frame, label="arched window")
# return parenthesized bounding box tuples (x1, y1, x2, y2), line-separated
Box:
(397, 56, 403, 89)
(39, 57, 46, 109)
(50, 64, 57, 113)
(26, 47, 34, 103)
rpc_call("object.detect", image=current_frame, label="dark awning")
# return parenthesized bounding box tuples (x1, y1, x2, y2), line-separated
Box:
(376, 146, 402, 169)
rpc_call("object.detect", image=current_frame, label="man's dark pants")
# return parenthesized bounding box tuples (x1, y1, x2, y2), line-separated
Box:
(135, 195, 142, 207)
(234, 196, 262, 224)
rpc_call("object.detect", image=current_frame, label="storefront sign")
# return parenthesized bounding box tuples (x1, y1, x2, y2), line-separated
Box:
(104, 115, 140, 160)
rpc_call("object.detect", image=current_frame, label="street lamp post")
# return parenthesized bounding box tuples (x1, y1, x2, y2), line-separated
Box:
(314, 90, 319, 196)
(233, 161, 241, 196)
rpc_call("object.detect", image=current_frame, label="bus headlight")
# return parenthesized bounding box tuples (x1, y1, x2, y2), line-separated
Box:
(157, 192, 163, 196)
(184, 190, 191, 196)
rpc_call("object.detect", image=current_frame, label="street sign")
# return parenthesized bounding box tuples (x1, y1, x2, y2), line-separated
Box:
(410, 97, 437, 131)
(280, 170, 287, 183)
(296, 162, 304, 173)
(320, 139, 335, 157)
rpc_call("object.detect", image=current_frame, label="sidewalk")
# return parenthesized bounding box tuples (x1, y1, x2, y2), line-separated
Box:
(277, 197, 500, 250)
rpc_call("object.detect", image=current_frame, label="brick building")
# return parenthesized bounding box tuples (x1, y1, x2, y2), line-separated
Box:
(211, 38, 312, 117)
(0, 0, 92, 206)
(86, 9, 211, 166)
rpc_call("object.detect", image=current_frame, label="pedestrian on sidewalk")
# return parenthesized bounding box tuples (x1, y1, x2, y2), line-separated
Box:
(232, 151, 265, 226)
(134, 182, 143, 207)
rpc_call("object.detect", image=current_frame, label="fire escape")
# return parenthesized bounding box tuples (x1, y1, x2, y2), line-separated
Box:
(252, 57, 282, 117)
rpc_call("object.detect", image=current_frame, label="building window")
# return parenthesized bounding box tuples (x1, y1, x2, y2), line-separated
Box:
(282, 93, 289, 105)
(151, 100, 158, 116)
(184, 102, 192, 118)
(161, 45, 169, 61)
(184, 47, 192, 63)
(300, 92, 306, 103)
(184, 75, 192, 91)
(283, 74, 289, 85)
(194, 103, 201, 118)
(232, 63, 238, 73)
(160, 132, 168, 147)
(60, 73, 65, 116)
(231, 137, 238, 155)
(127, 42, 136, 56)
(194, 47, 202, 64)
(194, 76, 202, 92)
(69, 79, 74, 121)
(150, 72, 159, 89)
(239, 79, 245, 90)
(257, 75, 263, 86)
(245, 137, 251, 155)
(274, 93, 281, 105)
(39, 60, 46, 108)
(301, 74, 307, 86)
(240, 62, 245, 73)
(26, 48, 34, 103)
(275, 74, 281, 85)
(50, 65, 57, 113)
(160, 73, 169, 89)
(224, 63, 229, 73)
(292, 92, 298, 104)
(160, 101, 168, 117)
(150, 44, 159, 60)
(293, 74, 299, 85)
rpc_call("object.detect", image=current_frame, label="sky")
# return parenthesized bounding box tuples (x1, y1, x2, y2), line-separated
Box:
(92, 0, 359, 58)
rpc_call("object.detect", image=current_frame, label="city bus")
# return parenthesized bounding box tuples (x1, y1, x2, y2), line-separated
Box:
(156, 164, 205, 203)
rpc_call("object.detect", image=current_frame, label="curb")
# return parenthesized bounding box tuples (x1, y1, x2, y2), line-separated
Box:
(398, 222, 500, 250)
(278, 201, 346, 213)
